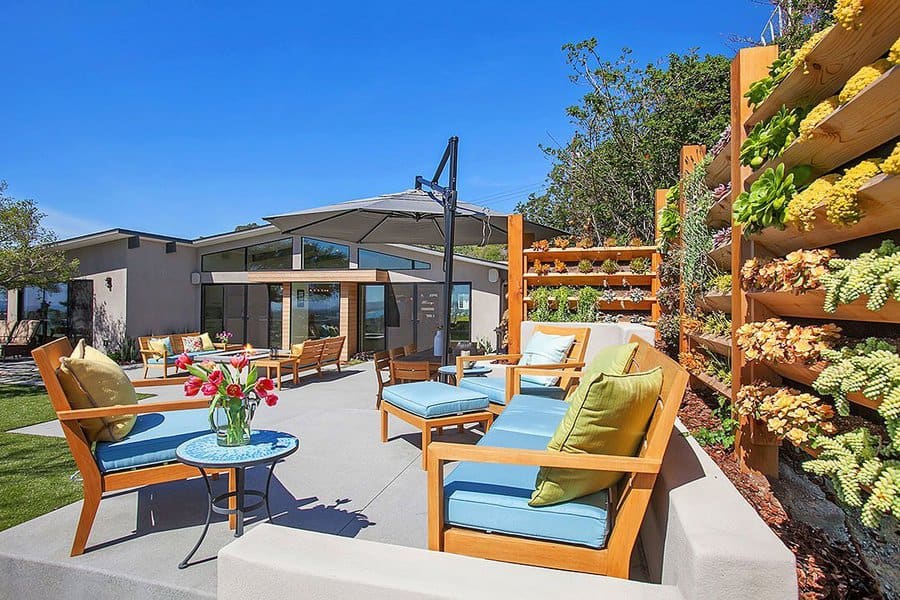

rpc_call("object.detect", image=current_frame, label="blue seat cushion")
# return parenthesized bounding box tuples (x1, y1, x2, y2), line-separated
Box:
(146, 356, 178, 365)
(458, 376, 566, 406)
(383, 381, 489, 418)
(94, 408, 211, 473)
(186, 350, 221, 359)
(445, 427, 610, 548)
(491, 395, 568, 437)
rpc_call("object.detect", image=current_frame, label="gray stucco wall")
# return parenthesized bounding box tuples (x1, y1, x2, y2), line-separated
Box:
(124, 239, 199, 338)
(66, 240, 129, 352)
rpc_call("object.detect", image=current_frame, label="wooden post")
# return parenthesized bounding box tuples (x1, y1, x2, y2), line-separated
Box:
(677, 145, 706, 355)
(339, 282, 358, 361)
(651, 190, 667, 325)
(730, 45, 780, 478)
(281, 283, 291, 350)
(507, 214, 525, 354)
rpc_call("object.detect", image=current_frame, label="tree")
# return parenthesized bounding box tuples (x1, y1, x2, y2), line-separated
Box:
(0, 181, 79, 290)
(736, 0, 836, 51)
(516, 41, 731, 242)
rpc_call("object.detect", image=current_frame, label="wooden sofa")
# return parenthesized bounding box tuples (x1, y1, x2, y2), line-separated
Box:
(455, 324, 590, 414)
(137, 332, 225, 378)
(32, 338, 232, 556)
(290, 335, 346, 380)
(426, 335, 689, 579)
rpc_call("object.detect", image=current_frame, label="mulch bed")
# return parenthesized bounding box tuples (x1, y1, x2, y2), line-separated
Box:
(678, 389, 882, 599)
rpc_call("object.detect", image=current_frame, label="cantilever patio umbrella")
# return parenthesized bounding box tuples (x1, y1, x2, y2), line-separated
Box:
(265, 139, 564, 363)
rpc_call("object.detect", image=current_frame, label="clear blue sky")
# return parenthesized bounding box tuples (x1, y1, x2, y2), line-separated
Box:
(3, 1, 772, 240)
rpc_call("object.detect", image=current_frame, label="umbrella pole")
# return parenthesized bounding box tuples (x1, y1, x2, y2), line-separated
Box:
(441, 137, 459, 366)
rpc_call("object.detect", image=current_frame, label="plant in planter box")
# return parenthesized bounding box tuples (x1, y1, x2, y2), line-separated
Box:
(553, 259, 568, 274)
(552, 236, 571, 249)
(577, 259, 593, 274)
(626, 286, 646, 304)
(532, 259, 551, 276)
(603, 236, 619, 247)
(733, 163, 813, 234)
(739, 105, 807, 169)
(576, 236, 594, 249)
(735, 382, 835, 447)
(531, 239, 550, 252)
(551, 286, 572, 322)
(707, 274, 732, 294)
(528, 287, 552, 322)
(659, 204, 681, 240)
(629, 236, 643, 246)
(575, 286, 600, 322)
(735, 319, 841, 364)
(629, 257, 649, 275)
(821, 240, 900, 313)
(600, 259, 619, 274)
(599, 283, 617, 304)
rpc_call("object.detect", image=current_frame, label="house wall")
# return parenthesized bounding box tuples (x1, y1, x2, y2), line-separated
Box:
(124, 239, 199, 338)
(65, 240, 129, 353)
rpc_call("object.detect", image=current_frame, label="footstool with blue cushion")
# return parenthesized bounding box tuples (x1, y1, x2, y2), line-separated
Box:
(380, 381, 494, 469)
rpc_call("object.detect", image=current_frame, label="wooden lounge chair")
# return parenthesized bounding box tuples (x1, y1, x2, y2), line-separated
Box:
(390, 360, 434, 384)
(319, 336, 346, 373)
(373, 350, 392, 409)
(0, 319, 41, 359)
(0, 320, 15, 344)
(31, 338, 231, 556)
(292, 338, 325, 379)
(426, 335, 690, 578)
(456, 324, 590, 414)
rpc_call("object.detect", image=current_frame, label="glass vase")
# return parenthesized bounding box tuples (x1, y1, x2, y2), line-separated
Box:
(210, 396, 254, 446)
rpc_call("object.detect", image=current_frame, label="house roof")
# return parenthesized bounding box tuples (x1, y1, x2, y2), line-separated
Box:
(52, 229, 194, 251)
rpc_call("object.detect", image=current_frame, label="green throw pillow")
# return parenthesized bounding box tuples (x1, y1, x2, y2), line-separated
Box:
(566, 342, 638, 404)
(199, 332, 216, 351)
(57, 339, 139, 442)
(530, 366, 663, 507)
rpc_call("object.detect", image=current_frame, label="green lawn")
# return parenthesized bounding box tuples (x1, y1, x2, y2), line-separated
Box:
(0, 385, 151, 532)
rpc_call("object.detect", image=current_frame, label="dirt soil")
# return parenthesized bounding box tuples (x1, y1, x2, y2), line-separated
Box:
(678, 388, 886, 599)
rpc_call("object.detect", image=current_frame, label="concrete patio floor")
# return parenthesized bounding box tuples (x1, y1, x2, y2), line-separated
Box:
(0, 362, 486, 599)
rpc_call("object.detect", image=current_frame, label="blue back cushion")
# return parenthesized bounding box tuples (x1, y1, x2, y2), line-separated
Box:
(518, 331, 576, 386)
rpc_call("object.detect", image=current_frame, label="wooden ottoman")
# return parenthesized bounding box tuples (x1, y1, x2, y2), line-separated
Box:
(381, 381, 493, 469)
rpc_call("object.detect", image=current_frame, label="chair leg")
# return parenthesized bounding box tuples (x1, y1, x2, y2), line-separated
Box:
(143, 366, 149, 378)
(380, 408, 389, 442)
(71, 483, 101, 556)
(421, 426, 432, 470)
(228, 468, 237, 530)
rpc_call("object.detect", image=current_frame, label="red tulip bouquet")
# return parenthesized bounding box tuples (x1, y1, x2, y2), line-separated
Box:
(177, 351, 278, 446)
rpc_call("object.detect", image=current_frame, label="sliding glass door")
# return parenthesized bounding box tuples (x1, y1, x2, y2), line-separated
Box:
(202, 284, 283, 348)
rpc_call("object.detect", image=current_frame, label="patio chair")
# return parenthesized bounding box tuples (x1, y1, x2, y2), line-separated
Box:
(426, 335, 690, 578)
(390, 360, 434, 384)
(388, 347, 406, 360)
(402, 343, 417, 355)
(138, 335, 177, 379)
(0, 320, 15, 344)
(373, 350, 392, 409)
(456, 324, 590, 414)
(291, 338, 325, 379)
(0, 319, 41, 359)
(319, 336, 346, 373)
(31, 337, 231, 556)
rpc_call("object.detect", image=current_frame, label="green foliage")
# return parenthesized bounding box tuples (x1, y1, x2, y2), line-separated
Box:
(708, 273, 733, 294)
(575, 287, 600, 322)
(701, 312, 732, 337)
(552, 286, 573, 322)
(680, 157, 716, 314)
(659, 204, 681, 240)
(821, 240, 900, 313)
(629, 257, 649, 275)
(705, 352, 732, 386)
(577, 259, 594, 273)
(0, 181, 79, 290)
(814, 338, 900, 450)
(106, 337, 140, 364)
(657, 313, 681, 351)
(691, 395, 738, 449)
(733, 163, 813, 234)
(600, 259, 619, 274)
(516, 43, 730, 242)
(739, 106, 807, 168)
(744, 51, 795, 110)
(804, 428, 900, 528)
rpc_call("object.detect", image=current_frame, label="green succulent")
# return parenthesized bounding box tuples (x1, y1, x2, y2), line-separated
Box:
(733, 163, 812, 234)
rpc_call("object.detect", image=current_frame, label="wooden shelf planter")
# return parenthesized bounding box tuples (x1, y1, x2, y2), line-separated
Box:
(708, 243, 732, 269)
(748, 173, 900, 255)
(524, 296, 657, 312)
(690, 370, 732, 399)
(745, 65, 900, 188)
(747, 289, 900, 323)
(698, 292, 732, 314)
(687, 332, 732, 359)
(705, 146, 731, 188)
(523, 272, 655, 287)
(706, 194, 733, 227)
(763, 359, 882, 410)
(746, 0, 900, 129)
(523, 246, 657, 261)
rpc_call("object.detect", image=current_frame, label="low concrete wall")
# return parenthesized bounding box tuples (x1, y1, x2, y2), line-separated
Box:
(218, 420, 797, 600)
(520, 321, 655, 363)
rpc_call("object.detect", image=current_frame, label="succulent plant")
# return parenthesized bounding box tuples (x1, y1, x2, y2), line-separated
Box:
(600, 259, 619, 274)
(552, 236, 571, 249)
(577, 259, 593, 274)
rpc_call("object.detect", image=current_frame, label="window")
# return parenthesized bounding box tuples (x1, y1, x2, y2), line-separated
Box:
(360, 284, 385, 353)
(20, 284, 69, 338)
(247, 239, 292, 271)
(449, 283, 471, 342)
(201, 283, 283, 348)
(290, 283, 340, 344)
(0, 288, 6, 321)
(358, 248, 430, 271)
(202, 248, 246, 272)
(302, 238, 349, 270)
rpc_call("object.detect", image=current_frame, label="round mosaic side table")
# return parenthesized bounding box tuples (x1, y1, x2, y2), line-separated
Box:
(436, 364, 492, 384)
(175, 429, 299, 569)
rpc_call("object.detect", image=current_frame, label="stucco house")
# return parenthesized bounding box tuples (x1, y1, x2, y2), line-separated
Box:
(1, 225, 507, 360)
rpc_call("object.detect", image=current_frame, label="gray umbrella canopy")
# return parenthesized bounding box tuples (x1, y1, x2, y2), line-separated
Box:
(264, 189, 564, 245)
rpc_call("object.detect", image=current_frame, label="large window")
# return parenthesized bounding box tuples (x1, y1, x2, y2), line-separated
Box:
(358, 249, 430, 271)
(449, 283, 472, 342)
(201, 284, 283, 348)
(248, 239, 292, 271)
(201, 248, 246, 272)
(0, 288, 6, 321)
(302, 238, 349, 270)
(20, 284, 69, 338)
(290, 283, 340, 344)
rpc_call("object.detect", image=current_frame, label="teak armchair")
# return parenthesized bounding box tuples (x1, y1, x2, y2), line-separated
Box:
(32, 338, 231, 556)
(428, 336, 689, 578)
(455, 324, 591, 413)
(1, 319, 40, 359)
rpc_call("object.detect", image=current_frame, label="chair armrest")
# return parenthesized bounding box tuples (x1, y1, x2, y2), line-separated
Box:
(427, 442, 660, 473)
(132, 376, 190, 387)
(458, 353, 521, 367)
(506, 362, 584, 398)
(57, 398, 211, 421)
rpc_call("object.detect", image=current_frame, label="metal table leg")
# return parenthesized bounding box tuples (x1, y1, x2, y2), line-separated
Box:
(178, 467, 213, 570)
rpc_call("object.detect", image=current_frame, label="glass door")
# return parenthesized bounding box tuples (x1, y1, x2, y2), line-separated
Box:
(416, 283, 443, 352)
(68, 280, 94, 345)
(385, 283, 415, 351)
(245, 285, 270, 349)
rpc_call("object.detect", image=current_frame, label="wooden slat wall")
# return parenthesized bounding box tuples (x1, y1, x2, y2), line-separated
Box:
(507, 215, 525, 354)
(340, 282, 358, 361)
(652, 190, 666, 325)
(281, 283, 291, 350)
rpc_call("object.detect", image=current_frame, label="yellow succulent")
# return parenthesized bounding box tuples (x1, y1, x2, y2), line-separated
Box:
(799, 96, 839, 140)
(785, 428, 809, 446)
(785, 174, 839, 231)
(833, 0, 864, 30)
(827, 158, 882, 226)
(890, 37, 900, 66)
(793, 26, 834, 74)
(883, 141, 900, 176)
(839, 59, 892, 105)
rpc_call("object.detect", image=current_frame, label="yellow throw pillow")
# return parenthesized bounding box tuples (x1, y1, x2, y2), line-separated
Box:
(57, 340, 139, 442)
(566, 342, 638, 404)
(148, 336, 172, 356)
(530, 367, 663, 507)
(291, 343, 305, 357)
(199, 332, 216, 351)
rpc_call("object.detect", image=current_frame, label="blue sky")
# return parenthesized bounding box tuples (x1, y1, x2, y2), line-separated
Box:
(3, 1, 772, 240)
